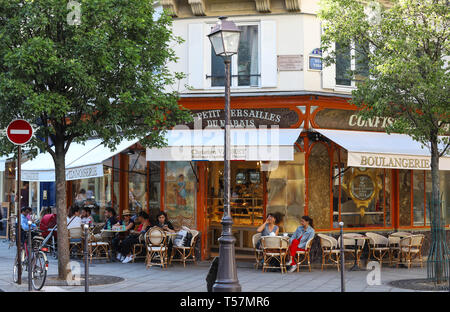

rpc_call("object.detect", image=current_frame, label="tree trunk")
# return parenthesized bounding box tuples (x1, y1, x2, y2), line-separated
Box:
(428, 135, 447, 284)
(54, 138, 70, 280)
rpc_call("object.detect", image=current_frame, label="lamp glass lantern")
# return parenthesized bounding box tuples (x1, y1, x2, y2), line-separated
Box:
(208, 16, 242, 57)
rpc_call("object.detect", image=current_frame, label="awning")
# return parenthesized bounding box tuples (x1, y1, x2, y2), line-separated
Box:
(21, 138, 139, 182)
(146, 128, 302, 161)
(315, 129, 450, 170)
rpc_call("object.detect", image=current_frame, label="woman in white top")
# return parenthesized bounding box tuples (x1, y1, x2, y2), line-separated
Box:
(67, 206, 82, 230)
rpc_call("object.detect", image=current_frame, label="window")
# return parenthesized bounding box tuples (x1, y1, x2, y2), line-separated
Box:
(210, 24, 259, 87)
(335, 40, 369, 87)
(128, 152, 147, 215)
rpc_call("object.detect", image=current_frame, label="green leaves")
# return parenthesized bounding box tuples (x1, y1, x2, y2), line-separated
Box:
(319, 0, 449, 151)
(0, 0, 191, 155)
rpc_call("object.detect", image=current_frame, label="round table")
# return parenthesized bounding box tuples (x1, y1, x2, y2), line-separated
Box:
(343, 233, 369, 271)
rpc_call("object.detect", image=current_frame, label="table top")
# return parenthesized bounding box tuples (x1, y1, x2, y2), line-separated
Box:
(343, 233, 369, 239)
(389, 232, 412, 238)
(101, 229, 127, 233)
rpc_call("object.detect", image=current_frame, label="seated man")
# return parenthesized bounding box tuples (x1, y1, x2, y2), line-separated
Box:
(80, 207, 93, 226)
(17, 207, 37, 245)
(112, 210, 136, 261)
(120, 211, 152, 263)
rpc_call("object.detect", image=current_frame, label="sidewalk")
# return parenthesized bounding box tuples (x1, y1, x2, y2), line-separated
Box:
(0, 241, 432, 292)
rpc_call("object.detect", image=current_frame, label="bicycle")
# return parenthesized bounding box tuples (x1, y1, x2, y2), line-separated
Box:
(13, 229, 49, 290)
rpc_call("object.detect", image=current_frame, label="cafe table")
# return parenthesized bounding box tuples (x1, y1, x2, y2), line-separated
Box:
(100, 228, 128, 260)
(343, 233, 369, 271)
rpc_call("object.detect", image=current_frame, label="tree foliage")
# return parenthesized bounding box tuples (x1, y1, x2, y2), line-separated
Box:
(0, 0, 191, 279)
(319, 0, 449, 152)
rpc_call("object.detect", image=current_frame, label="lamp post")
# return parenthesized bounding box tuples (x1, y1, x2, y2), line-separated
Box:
(208, 16, 242, 292)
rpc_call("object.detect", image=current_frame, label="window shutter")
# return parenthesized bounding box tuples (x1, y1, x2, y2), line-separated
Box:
(260, 20, 277, 88)
(188, 23, 204, 89)
(321, 41, 335, 90)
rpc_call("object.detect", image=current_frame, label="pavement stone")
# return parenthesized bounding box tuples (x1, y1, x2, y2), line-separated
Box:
(0, 241, 442, 292)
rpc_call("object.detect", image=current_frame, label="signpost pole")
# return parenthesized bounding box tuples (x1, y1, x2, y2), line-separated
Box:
(16, 145, 22, 284)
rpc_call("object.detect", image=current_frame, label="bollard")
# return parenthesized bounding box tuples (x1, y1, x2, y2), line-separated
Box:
(84, 224, 89, 292)
(27, 221, 32, 291)
(339, 222, 345, 292)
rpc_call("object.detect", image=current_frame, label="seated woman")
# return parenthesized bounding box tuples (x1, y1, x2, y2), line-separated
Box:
(256, 213, 279, 249)
(154, 211, 176, 233)
(288, 216, 315, 272)
(113, 210, 136, 261)
(120, 211, 152, 263)
(67, 206, 82, 230)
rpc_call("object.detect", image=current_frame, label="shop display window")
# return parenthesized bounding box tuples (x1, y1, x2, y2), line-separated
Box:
(128, 152, 147, 215)
(165, 162, 196, 229)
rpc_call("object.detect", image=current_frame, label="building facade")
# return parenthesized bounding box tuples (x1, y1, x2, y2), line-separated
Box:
(2, 0, 448, 259)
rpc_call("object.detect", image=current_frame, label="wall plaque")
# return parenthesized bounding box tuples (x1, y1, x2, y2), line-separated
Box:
(277, 55, 303, 71)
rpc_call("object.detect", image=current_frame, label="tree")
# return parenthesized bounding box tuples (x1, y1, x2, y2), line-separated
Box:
(0, 0, 191, 280)
(319, 0, 449, 283)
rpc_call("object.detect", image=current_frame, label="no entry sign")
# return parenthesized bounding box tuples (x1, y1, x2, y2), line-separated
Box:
(6, 119, 33, 145)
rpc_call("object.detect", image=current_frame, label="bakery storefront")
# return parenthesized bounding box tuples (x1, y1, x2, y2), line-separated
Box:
(14, 95, 450, 259)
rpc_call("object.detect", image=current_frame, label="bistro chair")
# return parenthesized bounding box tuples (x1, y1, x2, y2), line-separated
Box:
(388, 232, 411, 264)
(69, 227, 83, 258)
(145, 227, 168, 269)
(132, 238, 146, 263)
(337, 233, 365, 268)
(261, 236, 289, 274)
(85, 227, 110, 263)
(170, 229, 199, 267)
(318, 234, 341, 271)
(295, 235, 315, 272)
(366, 232, 390, 266)
(252, 233, 263, 269)
(398, 234, 425, 269)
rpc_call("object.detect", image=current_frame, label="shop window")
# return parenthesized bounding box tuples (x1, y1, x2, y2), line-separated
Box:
(413, 171, 425, 226)
(165, 162, 196, 229)
(267, 152, 305, 232)
(72, 176, 108, 222)
(112, 156, 120, 214)
(399, 170, 412, 226)
(207, 161, 264, 227)
(128, 152, 147, 215)
(337, 167, 388, 228)
(440, 171, 450, 225)
(30, 182, 39, 216)
(211, 24, 259, 87)
(148, 161, 161, 222)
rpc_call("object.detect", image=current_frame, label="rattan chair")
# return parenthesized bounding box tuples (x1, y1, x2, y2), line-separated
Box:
(145, 227, 168, 269)
(85, 227, 110, 263)
(337, 233, 366, 268)
(318, 234, 341, 271)
(170, 229, 199, 267)
(261, 236, 289, 274)
(398, 234, 425, 268)
(366, 232, 390, 266)
(252, 233, 263, 269)
(295, 234, 315, 272)
(69, 227, 83, 258)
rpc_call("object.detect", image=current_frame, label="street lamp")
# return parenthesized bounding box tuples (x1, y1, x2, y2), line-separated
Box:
(208, 16, 242, 292)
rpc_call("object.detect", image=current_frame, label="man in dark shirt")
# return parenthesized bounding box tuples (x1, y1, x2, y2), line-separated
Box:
(104, 207, 120, 229)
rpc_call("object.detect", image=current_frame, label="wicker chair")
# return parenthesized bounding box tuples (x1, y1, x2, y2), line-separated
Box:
(295, 234, 315, 272)
(69, 227, 83, 258)
(261, 236, 289, 274)
(85, 227, 110, 263)
(388, 232, 411, 264)
(170, 229, 199, 267)
(318, 234, 341, 271)
(366, 232, 390, 266)
(145, 227, 168, 269)
(337, 233, 366, 268)
(398, 234, 425, 268)
(252, 233, 263, 269)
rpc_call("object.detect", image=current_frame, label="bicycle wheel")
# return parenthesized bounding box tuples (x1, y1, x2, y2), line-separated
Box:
(31, 252, 48, 290)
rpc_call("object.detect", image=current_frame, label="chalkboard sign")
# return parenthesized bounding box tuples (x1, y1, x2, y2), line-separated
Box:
(0, 204, 9, 239)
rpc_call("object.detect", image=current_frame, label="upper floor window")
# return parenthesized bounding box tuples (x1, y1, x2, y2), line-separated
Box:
(335, 41, 369, 87)
(211, 24, 260, 87)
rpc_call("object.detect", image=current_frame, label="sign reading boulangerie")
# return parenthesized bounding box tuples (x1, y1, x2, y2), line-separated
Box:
(348, 152, 450, 170)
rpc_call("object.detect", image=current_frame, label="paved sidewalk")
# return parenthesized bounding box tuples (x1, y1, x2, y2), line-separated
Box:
(0, 241, 435, 292)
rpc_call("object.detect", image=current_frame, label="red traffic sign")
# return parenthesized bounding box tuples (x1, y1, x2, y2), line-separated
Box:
(6, 119, 33, 145)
